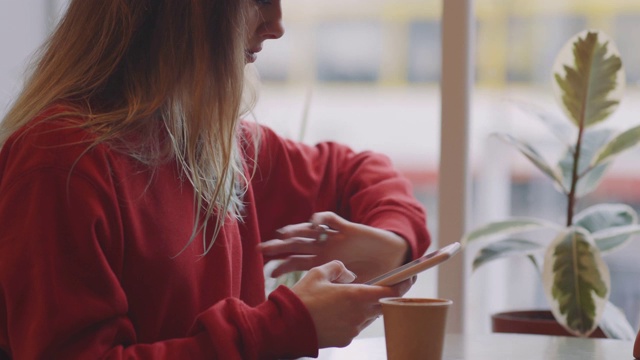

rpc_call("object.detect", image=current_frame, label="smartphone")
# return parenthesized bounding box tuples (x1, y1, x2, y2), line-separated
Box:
(365, 242, 461, 286)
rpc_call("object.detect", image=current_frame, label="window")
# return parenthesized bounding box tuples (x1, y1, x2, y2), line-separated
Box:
(613, 14, 640, 84)
(407, 20, 441, 83)
(315, 21, 383, 82)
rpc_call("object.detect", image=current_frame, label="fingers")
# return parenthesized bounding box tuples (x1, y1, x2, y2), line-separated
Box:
(276, 223, 323, 239)
(309, 260, 357, 284)
(334, 268, 358, 284)
(260, 217, 342, 258)
(391, 276, 415, 297)
(292, 264, 389, 348)
(275, 222, 339, 243)
(271, 259, 358, 284)
(307, 260, 356, 284)
(269, 212, 346, 246)
(362, 276, 415, 301)
(269, 255, 316, 278)
(358, 313, 382, 332)
(259, 238, 321, 258)
(309, 211, 349, 232)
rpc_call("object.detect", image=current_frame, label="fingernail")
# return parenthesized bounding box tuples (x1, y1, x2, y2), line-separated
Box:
(337, 270, 357, 284)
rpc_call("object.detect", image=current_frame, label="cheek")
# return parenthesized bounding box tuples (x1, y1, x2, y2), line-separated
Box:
(244, 10, 261, 36)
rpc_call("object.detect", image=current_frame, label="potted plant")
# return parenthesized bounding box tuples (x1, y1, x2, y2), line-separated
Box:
(462, 29, 640, 339)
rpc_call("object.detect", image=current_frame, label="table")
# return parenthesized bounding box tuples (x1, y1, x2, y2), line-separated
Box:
(305, 333, 635, 360)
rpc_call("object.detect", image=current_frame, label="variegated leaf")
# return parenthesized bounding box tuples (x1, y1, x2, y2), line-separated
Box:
(575, 163, 610, 198)
(575, 203, 639, 253)
(592, 124, 640, 167)
(592, 224, 640, 254)
(552, 30, 624, 129)
(574, 203, 637, 231)
(472, 238, 544, 272)
(557, 128, 614, 197)
(598, 300, 636, 340)
(493, 133, 565, 190)
(461, 217, 560, 245)
(543, 227, 610, 337)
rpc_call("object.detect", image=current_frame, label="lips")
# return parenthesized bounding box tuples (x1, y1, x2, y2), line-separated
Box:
(245, 50, 257, 63)
(245, 46, 262, 63)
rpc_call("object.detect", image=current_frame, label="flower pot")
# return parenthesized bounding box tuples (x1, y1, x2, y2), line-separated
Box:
(634, 328, 640, 358)
(491, 310, 607, 338)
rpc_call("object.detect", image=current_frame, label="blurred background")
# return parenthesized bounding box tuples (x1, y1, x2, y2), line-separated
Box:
(2, 0, 640, 338)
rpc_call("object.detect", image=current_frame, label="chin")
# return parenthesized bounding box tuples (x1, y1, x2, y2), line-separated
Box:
(245, 52, 257, 63)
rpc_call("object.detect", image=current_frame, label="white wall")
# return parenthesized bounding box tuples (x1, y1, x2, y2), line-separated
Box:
(0, 0, 67, 117)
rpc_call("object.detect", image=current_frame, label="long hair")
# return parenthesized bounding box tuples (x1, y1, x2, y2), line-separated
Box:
(0, 0, 255, 255)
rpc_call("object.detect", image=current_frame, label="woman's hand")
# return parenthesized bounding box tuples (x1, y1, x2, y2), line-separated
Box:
(291, 260, 413, 348)
(259, 211, 410, 283)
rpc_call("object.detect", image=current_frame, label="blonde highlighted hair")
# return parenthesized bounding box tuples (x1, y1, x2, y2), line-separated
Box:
(0, 0, 258, 255)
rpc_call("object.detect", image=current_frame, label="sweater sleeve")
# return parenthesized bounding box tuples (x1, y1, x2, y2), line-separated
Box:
(0, 128, 316, 359)
(247, 122, 431, 260)
(191, 286, 317, 360)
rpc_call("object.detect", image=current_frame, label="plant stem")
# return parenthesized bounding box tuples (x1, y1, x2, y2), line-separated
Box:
(567, 103, 588, 228)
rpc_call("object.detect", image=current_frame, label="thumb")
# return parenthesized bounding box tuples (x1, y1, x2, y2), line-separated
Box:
(309, 211, 347, 232)
(320, 260, 357, 284)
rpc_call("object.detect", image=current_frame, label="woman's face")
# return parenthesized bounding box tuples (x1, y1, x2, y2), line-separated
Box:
(245, 0, 285, 63)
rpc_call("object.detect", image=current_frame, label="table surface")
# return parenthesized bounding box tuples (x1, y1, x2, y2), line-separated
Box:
(304, 333, 636, 360)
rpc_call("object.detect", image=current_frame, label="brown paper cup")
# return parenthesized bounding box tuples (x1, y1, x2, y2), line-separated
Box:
(380, 297, 452, 360)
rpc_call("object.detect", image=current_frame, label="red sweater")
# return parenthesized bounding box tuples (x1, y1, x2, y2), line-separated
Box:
(0, 115, 430, 359)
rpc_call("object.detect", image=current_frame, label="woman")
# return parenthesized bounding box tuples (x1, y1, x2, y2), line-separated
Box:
(0, 0, 430, 359)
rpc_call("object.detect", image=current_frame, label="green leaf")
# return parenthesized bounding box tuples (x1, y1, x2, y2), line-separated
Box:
(461, 217, 561, 245)
(575, 163, 610, 198)
(493, 133, 565, 190)
(576, 128, 614, 173)
(553, 31, 624, 129)
(471, 238, 544, 272)
(598, 300, 636, 340)
(592, 124, 640, 167)
(593, 224, 640, 254)
(574, 203, 639, 253)
(574, 203, 638, 231)
(543, 227, 610, 337)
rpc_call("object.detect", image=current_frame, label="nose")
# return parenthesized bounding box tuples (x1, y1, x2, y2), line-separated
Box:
(259, 3, 285, 40)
